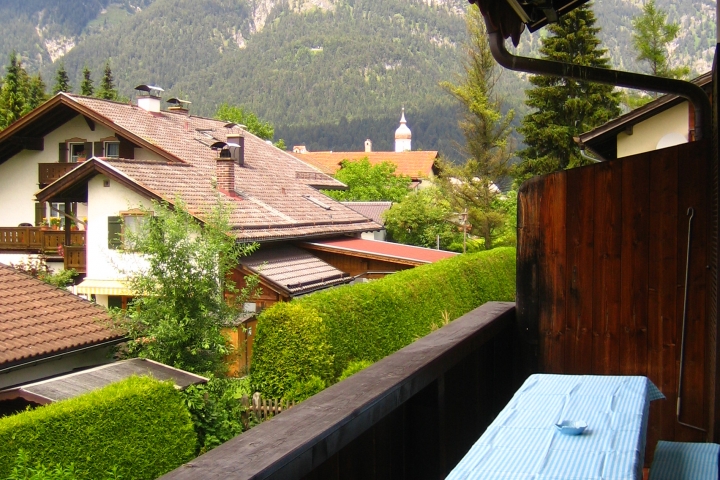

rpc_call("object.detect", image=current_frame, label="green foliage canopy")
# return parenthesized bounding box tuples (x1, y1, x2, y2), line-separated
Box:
(214, 103, 275, 141)
(0, 376, 196, 480)
(322, 158, 412, 202)
(631, 0, 689, 79)
(383, 187, 460, 249)
(116, 198, 259, 375)
(516, 4, 620, 180)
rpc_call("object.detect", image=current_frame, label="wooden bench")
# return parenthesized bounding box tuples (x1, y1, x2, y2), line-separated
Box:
(649, 441, 720, 480)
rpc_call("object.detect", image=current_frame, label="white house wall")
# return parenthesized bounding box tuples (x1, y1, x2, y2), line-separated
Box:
(0, 115, 115, 227)
(616, 102, 689, 158)
(86, 174, 151, 282)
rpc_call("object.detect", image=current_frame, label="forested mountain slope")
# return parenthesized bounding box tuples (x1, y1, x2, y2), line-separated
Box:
(0, 0, 715, 156)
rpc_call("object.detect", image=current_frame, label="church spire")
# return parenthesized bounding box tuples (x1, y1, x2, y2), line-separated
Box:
(394, 107, 411, 152)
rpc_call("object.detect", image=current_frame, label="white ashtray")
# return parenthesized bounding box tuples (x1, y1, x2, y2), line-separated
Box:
(555, 420, 588, 435)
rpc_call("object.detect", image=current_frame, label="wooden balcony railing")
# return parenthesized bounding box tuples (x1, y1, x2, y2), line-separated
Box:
(161, 302, 524, 480)
(0, 227, 85, 254)
(38, 162, 78, 186)
(64, 245, 86, 274)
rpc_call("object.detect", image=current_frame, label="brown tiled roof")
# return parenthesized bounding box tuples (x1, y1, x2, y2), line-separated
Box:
(341, 202, 393, 225)
(33, 95, 380, 241)
(289, 151, 439, 179)
(241, 245, 350, 295)
(0, 263, 123, 368)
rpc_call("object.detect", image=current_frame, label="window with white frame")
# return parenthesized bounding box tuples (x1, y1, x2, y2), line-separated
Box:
(105, 142, 120, 158)
(108, 210, 152, 250)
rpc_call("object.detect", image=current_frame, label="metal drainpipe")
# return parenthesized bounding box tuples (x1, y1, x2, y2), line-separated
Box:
(482, 18, 711, 141)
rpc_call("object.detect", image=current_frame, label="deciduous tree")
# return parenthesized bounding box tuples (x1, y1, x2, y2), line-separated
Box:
(214, 103, 275, 141)
(116, 198, 259, 375)
(517, 4, 620, 180)
(383, 188, 460, 249)
(322, 158, 411, 202)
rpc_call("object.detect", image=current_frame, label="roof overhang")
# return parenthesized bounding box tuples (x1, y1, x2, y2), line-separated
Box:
(577, 72, 713, 160)
(0, 93, 184, 165)
(36, 157, 163, 204)
(469, 0, 590, 46)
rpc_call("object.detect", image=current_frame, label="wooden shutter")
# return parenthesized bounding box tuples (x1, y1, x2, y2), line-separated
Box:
(59, 142, 67, 162)
(118, 137, 134, 159)
(94, 141, 103, 157)
(108, 216, 123, 249)
(35, 202, 45, 226)
(84, 142, 93, 159)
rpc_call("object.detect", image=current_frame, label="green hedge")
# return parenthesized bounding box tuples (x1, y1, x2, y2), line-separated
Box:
(0, 376, 196, 480)
(251, 247, 516, 396)
(250, 302, 334, 398)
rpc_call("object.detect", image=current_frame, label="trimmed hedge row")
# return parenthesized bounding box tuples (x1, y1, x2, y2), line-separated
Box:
(0, 376, 196, 480)
(251, 247, 516, 397)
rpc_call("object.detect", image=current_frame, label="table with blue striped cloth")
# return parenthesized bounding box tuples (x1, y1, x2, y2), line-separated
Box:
(447, 374, 664, 480)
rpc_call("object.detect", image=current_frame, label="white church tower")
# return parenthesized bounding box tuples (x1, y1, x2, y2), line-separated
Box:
(394, 107, 412, 152)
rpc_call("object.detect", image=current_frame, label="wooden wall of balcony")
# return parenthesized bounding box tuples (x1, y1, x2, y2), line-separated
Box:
(517, 140, 714, 453)
(38, 162, 78, 186)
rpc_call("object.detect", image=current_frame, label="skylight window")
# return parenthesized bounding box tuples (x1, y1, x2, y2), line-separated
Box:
(303, 195, 331, 210)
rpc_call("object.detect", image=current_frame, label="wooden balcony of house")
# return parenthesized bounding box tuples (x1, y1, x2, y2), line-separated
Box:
(38, 162, 78, 186)
(0, 227, 86, 273)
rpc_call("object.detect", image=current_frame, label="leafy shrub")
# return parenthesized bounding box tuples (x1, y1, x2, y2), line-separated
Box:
(251, 248, 516, 395)
(249, 302, 334, 398)
(339, 360, 373, 381)
(0, 376, 196, 480)
(181, 376, 251, 455)
(282, 376, 327, 403)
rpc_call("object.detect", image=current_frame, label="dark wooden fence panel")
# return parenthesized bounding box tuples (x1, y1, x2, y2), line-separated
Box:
(517, 140, 712, 452)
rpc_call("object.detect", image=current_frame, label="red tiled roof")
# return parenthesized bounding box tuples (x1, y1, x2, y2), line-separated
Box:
(0, 263, 123, 367)
(241, 245, 350, 295)
(33, 95, 380, 241)
(341, 202, 392, 225)
(302, 238, 458, 264)
(289, 151, 439, 179)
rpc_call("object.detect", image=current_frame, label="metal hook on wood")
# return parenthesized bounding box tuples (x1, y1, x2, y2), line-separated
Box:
(677, 207, 706, 432)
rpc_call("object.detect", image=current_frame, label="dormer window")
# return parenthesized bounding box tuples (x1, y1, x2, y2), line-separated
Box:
(105, 142, 120, 158)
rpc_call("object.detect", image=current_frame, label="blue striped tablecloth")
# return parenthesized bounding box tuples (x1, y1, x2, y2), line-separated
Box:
(447, 374, 664, 480)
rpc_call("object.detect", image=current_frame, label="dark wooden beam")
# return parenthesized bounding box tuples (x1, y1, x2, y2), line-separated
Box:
(83, 116, 95, 131)
(9, 136, 44, 150)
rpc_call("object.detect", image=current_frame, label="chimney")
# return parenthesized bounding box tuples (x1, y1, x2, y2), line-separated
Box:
(226, 134, 245, 167)
(216, 155, 235, 192)
(166, 97, 191, 115)
(365, 139, 372, 152)
(134, 84, 164, 113)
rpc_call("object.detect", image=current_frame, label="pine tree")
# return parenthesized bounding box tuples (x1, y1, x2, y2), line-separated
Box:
(52, 63, 72, 94)
(97, 61, 118, 100)
(0, 52, 28, 129)
(437, 7, 514, 250)
(80, 66, 94, 96)
(516, 4, 620, 180)
(24, 74, 47, 114)
(632, 0, 689, 79)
